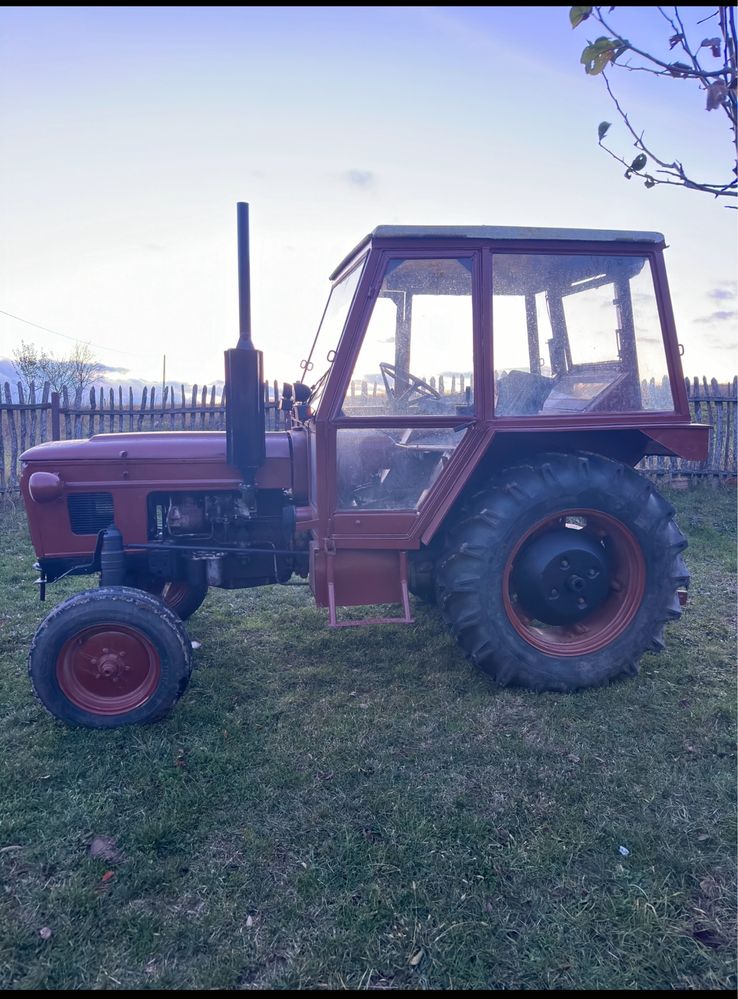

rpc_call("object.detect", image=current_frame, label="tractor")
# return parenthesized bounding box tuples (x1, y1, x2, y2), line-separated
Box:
(19, 205, 709, 727)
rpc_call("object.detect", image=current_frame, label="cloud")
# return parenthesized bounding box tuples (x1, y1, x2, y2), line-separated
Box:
(693, 309, 737, 324)
(708, 284, 737, 304)
(344, 169, 375, 189)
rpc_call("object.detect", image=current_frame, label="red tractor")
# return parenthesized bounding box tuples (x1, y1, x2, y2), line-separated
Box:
(20, 205, 708, 727)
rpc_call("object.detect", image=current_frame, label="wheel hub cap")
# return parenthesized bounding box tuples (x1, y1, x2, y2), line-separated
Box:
(511, 527, 611, 625)
(57, 625, 160, 715)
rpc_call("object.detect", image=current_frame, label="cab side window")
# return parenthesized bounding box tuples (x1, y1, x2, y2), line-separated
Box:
(491, 253, 674, 415)
(342, 257, 474, 417)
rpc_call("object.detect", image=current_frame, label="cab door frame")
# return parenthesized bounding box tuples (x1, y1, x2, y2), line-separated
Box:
(312, 239, 491, 552)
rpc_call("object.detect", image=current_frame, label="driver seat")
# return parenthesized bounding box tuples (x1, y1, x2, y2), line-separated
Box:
(495, 370, 553, 416)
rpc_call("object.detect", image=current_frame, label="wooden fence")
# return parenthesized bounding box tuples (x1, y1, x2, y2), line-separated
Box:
(1, 376, 736, 493)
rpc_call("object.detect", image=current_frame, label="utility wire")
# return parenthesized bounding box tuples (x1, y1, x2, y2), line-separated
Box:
(0, 308, 148, 358)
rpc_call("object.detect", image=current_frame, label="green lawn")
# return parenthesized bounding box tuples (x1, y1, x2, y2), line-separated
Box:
(0, 486, 735, 990)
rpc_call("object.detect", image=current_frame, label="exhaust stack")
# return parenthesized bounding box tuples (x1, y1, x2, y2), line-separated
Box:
(236, 202, 253, 349)
(225, 202, 266, 479)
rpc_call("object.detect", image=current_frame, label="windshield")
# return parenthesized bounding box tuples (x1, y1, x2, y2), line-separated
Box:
(300, 260, 365, 404)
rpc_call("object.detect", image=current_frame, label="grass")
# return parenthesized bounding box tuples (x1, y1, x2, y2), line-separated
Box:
(0, 485, 735, 989)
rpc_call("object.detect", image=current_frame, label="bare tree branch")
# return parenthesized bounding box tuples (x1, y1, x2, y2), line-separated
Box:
(12, 340, 104, 393)
(572, 5, 737, 201)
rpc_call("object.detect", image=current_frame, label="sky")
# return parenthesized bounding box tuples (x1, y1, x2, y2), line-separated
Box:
(0, 5, 736, 388)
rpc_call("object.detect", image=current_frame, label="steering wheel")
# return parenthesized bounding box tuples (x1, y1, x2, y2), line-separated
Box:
(379, 362, 441, 407)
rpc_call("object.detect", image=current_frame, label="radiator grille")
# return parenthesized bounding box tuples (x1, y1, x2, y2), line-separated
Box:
(67, 493, 114, 535)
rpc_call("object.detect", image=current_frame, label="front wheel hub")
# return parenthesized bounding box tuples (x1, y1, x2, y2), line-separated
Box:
(511, 527, 611, 625)
(57, 625, 161, 715)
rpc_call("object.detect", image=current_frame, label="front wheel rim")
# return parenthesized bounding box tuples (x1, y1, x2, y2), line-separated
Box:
(57, 624, 161, 715)
(503, 508, 646, 657)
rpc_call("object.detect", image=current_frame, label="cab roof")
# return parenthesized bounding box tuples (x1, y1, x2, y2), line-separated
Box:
(330, 225, 665, 280)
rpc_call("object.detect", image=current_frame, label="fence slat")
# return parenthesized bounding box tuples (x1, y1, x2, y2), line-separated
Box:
(89, 386, 97, 437)
(3, 383, 19, 488)
(39, 382, 49, 443)
(711, 378, 723, 481)
(28, 380, 37, 450)
(733, 376, 738, 479)
(0, 393, 6, 493)
(190, 385, 197, 430)
(702, 376, 714, 473)
(18, 382, 27, 455)
(138, 387, 148, 431)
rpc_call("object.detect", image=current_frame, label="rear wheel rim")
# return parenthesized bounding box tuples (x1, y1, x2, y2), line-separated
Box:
(135, 578, 203, 617)
(57, 625, 161, 715)
(160, 581, 195, 615)
(503, 508, 646, 657)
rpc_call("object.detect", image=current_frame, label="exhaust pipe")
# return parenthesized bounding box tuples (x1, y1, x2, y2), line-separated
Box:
(225, 202, 266, 479)
(236, 202, 253, 350)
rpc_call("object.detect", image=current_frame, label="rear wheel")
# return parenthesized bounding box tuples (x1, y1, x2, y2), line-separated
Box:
(131, 576, 208, 620)
(29, 587, 193, 727)
(436, 453, 689, 692)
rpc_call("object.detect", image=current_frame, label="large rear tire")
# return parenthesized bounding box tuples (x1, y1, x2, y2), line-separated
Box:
(130, 576, 208, 621)
(436, 453, 689, 692)
(29, 587, 193, 728)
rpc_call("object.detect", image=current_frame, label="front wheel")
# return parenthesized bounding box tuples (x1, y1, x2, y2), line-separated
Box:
(29, 587, 193, 727)
(436, 453, 689, 692)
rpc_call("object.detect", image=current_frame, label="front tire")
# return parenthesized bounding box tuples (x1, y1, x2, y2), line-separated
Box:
(436, 453, 689, 692)
(29, 587, 193, 728)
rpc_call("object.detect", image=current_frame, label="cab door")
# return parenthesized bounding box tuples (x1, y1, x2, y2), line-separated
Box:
(325, 251, 487, 547)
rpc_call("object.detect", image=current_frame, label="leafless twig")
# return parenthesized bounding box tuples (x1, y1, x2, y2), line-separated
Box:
(573, 5, 737, 201)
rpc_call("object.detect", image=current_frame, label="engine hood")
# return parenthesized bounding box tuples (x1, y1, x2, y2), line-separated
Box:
(22, 431, 234, 463)
(21, 429, 307, 498)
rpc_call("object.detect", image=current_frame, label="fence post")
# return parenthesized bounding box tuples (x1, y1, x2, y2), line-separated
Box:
(51, 392, 61, 441)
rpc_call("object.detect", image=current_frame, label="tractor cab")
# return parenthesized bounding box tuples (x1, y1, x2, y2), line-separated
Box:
(298, 227, 689, 526)
(284, 226, 704, 626)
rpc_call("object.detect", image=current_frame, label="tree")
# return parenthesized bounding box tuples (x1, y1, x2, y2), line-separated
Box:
(570, 5, 737, 200)
(12, 340, 104, 394)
